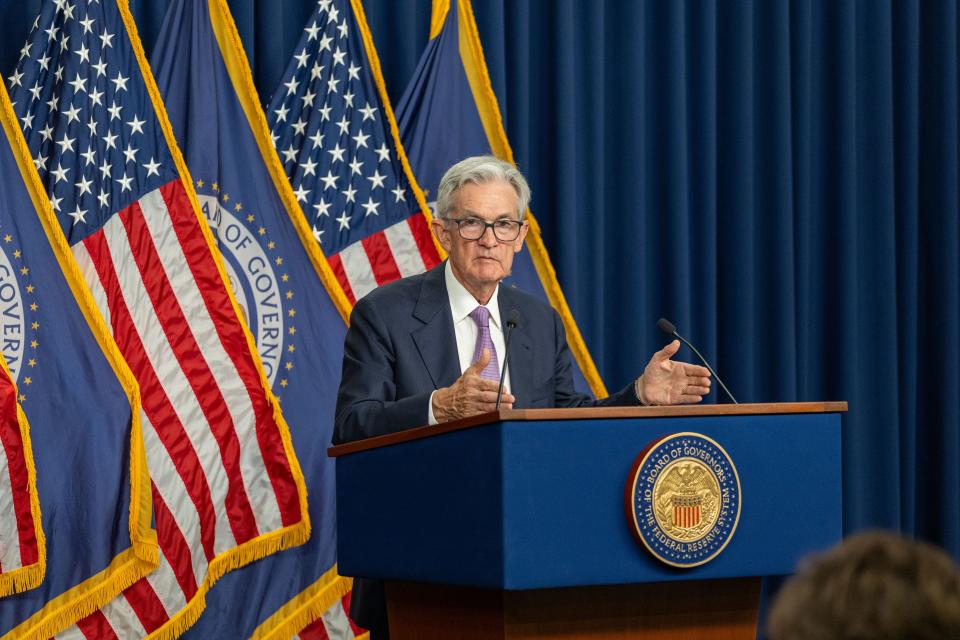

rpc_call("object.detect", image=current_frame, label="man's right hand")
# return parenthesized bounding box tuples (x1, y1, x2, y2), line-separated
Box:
(432, 348, 515, 422)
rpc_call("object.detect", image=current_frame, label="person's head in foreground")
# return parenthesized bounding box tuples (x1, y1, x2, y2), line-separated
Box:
(767, 530, 960, 640)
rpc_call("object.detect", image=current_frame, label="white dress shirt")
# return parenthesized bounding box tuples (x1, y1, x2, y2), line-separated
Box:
(427, 261, 511, 424)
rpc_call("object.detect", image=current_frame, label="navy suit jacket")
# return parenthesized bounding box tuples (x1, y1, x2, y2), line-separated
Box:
(333, 262, 639, 446)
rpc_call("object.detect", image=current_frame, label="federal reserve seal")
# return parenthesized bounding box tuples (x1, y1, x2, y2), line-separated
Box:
(196, 184, 297, 390)
(625, 432, 741, 568)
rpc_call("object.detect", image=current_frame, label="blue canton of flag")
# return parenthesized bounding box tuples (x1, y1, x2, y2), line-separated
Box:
(9, 0, 176, 244)
(150, 0, 358, 637)
(267, 0, 441, 306)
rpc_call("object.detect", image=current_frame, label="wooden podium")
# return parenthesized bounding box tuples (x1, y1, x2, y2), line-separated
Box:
(329, 403, 846, 639)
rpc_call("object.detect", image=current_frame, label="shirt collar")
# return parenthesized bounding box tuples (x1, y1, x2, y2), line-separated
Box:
(444, 260, 502, 329)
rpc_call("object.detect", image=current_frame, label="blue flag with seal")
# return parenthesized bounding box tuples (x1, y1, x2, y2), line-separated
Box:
(0, 71, 154, 637)
(151, 0, 357, 638)
(395, 0, 606, 398)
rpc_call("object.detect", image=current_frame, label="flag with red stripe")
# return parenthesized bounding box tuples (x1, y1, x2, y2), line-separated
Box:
(267, 0, 442, 309)
(148, 0, 359, 637)
(292, 591, 365, 640)
(0, 355, 42, 598)
(253, 0, 439, 635)
(9, 0, 308, 637)
(1, 53, 154, 637)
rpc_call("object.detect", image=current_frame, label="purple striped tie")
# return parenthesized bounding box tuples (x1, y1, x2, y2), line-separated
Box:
(469, 306, 500, 380)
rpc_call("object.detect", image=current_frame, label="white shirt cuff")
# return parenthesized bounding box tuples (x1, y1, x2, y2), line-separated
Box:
(427, 390, 439, 426)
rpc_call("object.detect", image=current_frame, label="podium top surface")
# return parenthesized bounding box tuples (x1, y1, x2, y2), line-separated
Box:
(328, 401, 847, 457)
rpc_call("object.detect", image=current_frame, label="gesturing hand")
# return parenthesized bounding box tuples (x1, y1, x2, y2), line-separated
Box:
(637, 340, 712, 405)
(432, 348, 515, 422)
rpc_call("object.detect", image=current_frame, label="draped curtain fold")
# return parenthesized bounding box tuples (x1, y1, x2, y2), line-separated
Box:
(0, 0, 955, 554)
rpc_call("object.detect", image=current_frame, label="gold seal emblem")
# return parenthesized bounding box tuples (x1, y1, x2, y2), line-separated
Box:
(625, 432, 741, 567)
(652, 459, 720, 541)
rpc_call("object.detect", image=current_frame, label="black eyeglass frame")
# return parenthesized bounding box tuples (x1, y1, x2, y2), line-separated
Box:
(443, 216, 526, 242)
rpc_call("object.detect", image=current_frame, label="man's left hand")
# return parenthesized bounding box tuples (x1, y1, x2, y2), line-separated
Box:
(636, 340, 712, 405)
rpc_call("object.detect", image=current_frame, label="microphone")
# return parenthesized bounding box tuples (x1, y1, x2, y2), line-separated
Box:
(657, 318, 738, 404)
(496, 310, 522, 410)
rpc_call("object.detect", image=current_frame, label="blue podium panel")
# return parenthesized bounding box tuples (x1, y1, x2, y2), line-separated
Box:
(335, 408, 842, 590)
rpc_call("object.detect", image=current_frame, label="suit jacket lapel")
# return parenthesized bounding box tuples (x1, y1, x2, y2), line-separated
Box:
(411, 263, 461, 390)
(499, 286, 533, 407)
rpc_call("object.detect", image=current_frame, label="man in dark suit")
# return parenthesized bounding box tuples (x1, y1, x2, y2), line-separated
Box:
(334, 155, 712, 638)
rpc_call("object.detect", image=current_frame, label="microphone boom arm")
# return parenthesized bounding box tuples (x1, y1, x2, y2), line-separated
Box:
(670, 331, 738, 404)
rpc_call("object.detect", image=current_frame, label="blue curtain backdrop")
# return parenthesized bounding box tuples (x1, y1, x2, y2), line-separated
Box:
(1, 0, 957, 557)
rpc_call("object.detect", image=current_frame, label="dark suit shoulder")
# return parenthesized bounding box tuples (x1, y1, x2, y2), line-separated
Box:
(352, 269, 431, 315)
(499, 283, 561, 329)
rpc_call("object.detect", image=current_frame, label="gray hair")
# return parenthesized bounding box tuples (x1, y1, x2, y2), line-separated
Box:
(435, 155, 531, 221)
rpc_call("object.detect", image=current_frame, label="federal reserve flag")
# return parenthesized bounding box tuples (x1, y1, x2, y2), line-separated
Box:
(267, 0, 442, 307)
(9, 0, 308, 637)
(150, 0, 358, 637)
(395, 0, 606, 397)
(0, 77, 153, 637)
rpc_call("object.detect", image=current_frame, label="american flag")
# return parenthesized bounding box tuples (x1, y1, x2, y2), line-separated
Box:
(267, 0, 441, 306)
(9, 0, 307, 637)
(289, 595, 365, 640)
(150, 0, 353, 637)
(0, 76, 152, 637)
(0, 359, 41, 597)
(253, 0, 437, 636)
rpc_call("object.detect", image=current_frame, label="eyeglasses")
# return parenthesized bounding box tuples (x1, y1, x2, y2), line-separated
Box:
(444, 216, 525, 242)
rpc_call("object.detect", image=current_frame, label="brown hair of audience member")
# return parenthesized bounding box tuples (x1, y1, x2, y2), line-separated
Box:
(767, 530, 960, 640)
